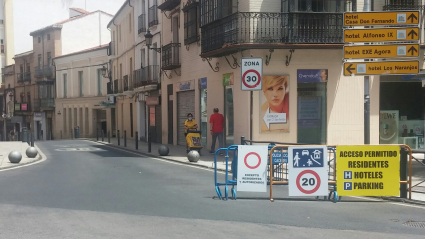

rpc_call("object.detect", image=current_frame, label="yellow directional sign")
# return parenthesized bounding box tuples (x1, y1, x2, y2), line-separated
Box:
(344, 61, 419, 76)
(344, 44, 419, 59)
(344, 27, 419, 43)
(344, 11, 420, 26)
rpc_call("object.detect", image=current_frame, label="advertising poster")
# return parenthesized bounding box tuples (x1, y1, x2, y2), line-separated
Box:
(260, 75, 289, 133)
(379, 110, 399, 144)
(223, 73, 234, 86)
(297, 69, 328, 83)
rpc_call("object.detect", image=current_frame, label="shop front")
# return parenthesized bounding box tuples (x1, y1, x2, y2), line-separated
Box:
(176, 80, 196, 146)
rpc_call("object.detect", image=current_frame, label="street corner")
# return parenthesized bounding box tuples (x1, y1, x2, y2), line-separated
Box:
(0, 142, 46, 171)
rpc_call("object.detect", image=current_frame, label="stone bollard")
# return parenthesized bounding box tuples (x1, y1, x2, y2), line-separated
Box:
(9, 150, 22, 163)
(187, 150, 200, 162)
(26, 147, 38, 158)
(158, 145, 169, 156)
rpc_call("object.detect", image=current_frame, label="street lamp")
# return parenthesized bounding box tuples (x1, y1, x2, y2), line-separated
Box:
(145, 30, 153, 48)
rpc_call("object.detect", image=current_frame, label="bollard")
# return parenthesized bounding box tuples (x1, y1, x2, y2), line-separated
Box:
(60, 130, 63, 139)
(97, 128, 99, 141)
(241, 136, 245, 145)
(108, 131, 110, 143)
(102, 130, 104, 142)
(135, 131, 138, 150)
(124, 130, 127, 147)
(400, 148, 408, 199)
(148, 133, 152, 153)
(31, 133, 34, 147)
(117, 130, 120, 146)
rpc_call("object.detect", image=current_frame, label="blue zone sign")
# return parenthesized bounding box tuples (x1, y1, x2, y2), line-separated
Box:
(272, 151, 288, 164)
(292, 148, 324, 168)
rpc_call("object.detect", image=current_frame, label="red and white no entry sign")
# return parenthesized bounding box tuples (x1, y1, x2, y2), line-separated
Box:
(296, 170, 321, 194)
(241, 58, 263, 91)
(244, 152, 261, 169)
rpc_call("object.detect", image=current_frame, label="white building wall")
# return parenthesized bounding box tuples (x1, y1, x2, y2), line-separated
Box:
(62, 12, 112, 55)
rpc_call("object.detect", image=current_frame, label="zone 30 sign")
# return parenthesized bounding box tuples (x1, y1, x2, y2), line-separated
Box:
(241, 58, 263, 91)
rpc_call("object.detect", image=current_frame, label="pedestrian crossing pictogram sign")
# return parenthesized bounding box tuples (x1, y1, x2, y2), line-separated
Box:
(288, 147, 329, 196)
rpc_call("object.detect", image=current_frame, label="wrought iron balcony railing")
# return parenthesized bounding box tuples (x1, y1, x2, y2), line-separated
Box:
(149, 0, 159, 27)
(113, 79, 118, 94)
(34, 66, 43, 78)
(24, 72, 31, 82)
(138, 14, 146, 34)
(107, 82, 113, 95)
(34, 98, 54, 110)
(201, 12, 344, 54)
(162, 43, 181, 70)
(17, 73, 23, 83)
(383, 0, 424, 10)
(123, 75, 134, 92)
(43, 65, 53, 76)
(157, 0, 180, 11)
(133, 65, 160, 88)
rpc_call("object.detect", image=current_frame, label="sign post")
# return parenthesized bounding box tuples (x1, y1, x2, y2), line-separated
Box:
(288, 146, 328, 196)
(343, 8, 420, 144)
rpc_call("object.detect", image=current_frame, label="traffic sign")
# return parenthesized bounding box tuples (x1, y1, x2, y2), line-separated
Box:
(344, 11, 420, 26)
(237, 145, 268, 192)
(344, 27, 419, 43)
(241, 58, 262, 91)
(336, 145, 400, 196)
(271, 150, 288, 164)
(343, 44, 419, 59)
(344, 61, 419, 76)
(288, 147, 328, 196)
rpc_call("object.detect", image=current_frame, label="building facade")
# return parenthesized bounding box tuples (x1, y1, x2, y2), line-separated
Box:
(54, 45, 111, 139)
(107, 1, 137, 140)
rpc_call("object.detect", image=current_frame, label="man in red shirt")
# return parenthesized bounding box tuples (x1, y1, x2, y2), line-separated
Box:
(209, 108, 225, 154)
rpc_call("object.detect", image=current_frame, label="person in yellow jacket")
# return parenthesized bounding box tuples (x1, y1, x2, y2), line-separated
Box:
(184, 113, 198, 137)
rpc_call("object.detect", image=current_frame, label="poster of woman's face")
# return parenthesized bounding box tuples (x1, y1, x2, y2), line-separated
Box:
(5, 91, 14, 114)
(260, 75, 290, 133)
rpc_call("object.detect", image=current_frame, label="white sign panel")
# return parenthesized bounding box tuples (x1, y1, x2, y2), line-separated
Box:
(288, 146, 328, 196)
(241, 58, 263, 91)
(237, 145, 268, 192)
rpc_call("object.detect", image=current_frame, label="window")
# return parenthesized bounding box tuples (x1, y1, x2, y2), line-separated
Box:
(63, 74, 67, 98)
(287, 0, 353, 12)
(183, 2, 198, 45)
(38, 36, 41, 43)
(200, 0, 235, 26)
(78, 71, 83, 96)
(119, 25, 121, 42)
(148, 0, 158, 27)
(97, 69, 103, 95)
(38, 84, 54, 98)
(38, 54, 41, 67)
(0, 39, 3, 53)
(47, 34, 50, 40)
(47, 52, 51, 66)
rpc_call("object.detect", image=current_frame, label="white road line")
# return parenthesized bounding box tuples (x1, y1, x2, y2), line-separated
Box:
(84, 140, 425, 209)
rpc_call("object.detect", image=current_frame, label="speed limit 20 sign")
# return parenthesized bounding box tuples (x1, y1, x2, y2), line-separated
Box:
(288, 146, 328, 196)
(241, 58, 262, 91)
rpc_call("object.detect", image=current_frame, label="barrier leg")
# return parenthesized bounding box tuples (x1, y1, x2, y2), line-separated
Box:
(400, 148, 408, 199)
(117, 130, 120, 146)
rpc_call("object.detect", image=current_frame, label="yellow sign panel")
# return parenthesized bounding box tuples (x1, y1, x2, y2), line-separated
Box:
(343, 61, 419, 76)
(336, 145, 400, 196)
(343, 44, 419, 59)
(344, 11, 420, 26)
(344, 28, 419, 43)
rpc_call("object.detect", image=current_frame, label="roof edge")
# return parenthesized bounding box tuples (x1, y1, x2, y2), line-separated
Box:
(107, 0, 131, 28)
(53, 45, 109, 60)
(30, 24, 63, 36)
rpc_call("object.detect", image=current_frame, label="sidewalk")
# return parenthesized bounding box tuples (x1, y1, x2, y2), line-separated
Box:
(0, 142, 43, 170)
(87, 137, 234, 171)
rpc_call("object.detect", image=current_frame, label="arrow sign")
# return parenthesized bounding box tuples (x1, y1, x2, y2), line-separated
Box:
(346, 64, 355, 75)
(408, 46, 418, 56)
(408, 29, 418, 39)
(263, 110, 286, 129)
(408, 13, 418, 23)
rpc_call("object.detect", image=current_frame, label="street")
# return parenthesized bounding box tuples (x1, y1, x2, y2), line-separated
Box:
(0, 140, 423, 238)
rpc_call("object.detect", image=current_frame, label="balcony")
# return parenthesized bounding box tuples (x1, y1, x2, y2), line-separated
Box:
(149, 0, 159, 27)
(158, 0, 180, 11)
(108, 41, 115, 56)
(383, 0, 424, 10)
(24, 72, 31, 82)
(200, 12, 344, 57)
(134, 65, 160, 89)
(17, 73, 24, 83)
(107, 82, 113, 95)
(113, 79, 118, 94)
(162, 43, 181, 70)
(123, 74, 134, 92)
(138, 14, 146, 34)
(34, 66, 43, 78)
(43, 65, 52, 77)
(34, 98, 54, 111)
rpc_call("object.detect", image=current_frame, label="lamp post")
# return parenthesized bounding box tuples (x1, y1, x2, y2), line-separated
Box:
(144, 30, 153, 83)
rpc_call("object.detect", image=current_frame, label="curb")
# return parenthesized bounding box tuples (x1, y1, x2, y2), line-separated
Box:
(379, 196, 425, 207)
(0, 144, 45, 171)
(86, 139, 227, 172)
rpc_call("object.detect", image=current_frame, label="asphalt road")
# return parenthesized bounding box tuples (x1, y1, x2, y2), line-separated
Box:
(0, 140, 423, 238)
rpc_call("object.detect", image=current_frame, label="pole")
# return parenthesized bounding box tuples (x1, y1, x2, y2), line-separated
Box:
(31, 132, 34, 147)
(108, 131, 110, 143)
(148, 133, 151, 153)
(364, 0, 370, 145)
(400, 148, 408, 198)
(249, 91, 253, 142)
(136, 131, 139, 150)
(124, 130, 127, 147)
(97, 128, 99, 141)
(102, 130, 104, 142)
(241, 136, 245, 145)
(117, 130, 120, 146)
